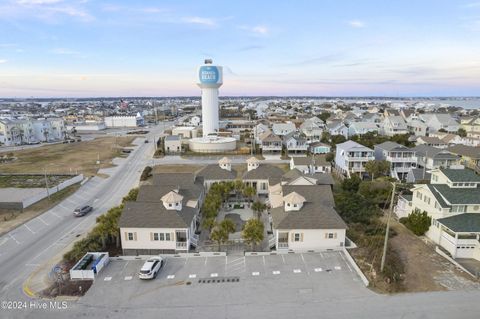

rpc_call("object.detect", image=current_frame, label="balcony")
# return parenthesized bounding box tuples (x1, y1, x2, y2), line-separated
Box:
(345, 156, 374, 162)
(386, 155, 417, 163)
(350, 167, 366, 173)
(277, 242, 289, 249)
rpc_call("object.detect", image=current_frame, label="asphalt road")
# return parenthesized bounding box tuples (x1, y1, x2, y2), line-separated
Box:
(0, 123, 171, 302)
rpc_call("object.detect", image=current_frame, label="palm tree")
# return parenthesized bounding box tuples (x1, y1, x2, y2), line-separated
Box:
(251, 201, 267, 220)
(243, 185, 256, 206)
(242, 219, 264, 251)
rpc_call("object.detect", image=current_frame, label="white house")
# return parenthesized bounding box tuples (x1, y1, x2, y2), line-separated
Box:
(335, 140, 375, 177)
(119, 172, 204, 255)
(269, 185, 347, 251)
(290, 155, 331, 174)
(418, 113, 459, 134)
(407, 167, 480, 260)
(348, 122, 379, 137)
(382, 116, 409, 136)
(374, 141, 417, 180)
(272, 122, 296, 136)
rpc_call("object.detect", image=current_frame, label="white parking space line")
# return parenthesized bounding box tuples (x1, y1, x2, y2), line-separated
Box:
(293, 269, 302, 273)
(167, 275, 175, 279)
(189, 274, 197, 278)
(335, 266, 342, 270)
(272, 270, 280, 275)
(210, 273, 218, 277)
(104, 277, 112, 281)
(0, 237, 9, 247)
(314, 268, 323, 272)
(262, 256, 266, 266)
(281, 255, 285, 264)
(58, 204, 70, 211)
(37, 216, 49, 226)
(25, 263, 40, 267)
(252, 272, 260, 276)
(339, 252, 353, 272)
(50, 211, 62, 219)
(124, 276, 133, 281)
(24, 224, 36, 234)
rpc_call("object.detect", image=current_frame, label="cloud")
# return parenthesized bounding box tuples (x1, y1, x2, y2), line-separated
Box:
(347, 20, 366, 28)
(239, 25, 269, 36)
(182, 16, 216, 27)
(7, 0, 94, 22)
(0, 59, 7, 64)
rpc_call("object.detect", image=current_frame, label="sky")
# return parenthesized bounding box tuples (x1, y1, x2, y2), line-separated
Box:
(1, 0, 480, 98)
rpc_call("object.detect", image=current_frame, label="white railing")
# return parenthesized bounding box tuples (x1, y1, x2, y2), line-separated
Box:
(387, 156, 417, 163)
(278, 242, 289, 249)
(350, 167, 365, 172)
(346, 156, 374, 161)
(268, 236, 276, 248)
(190, 234, 199, 247)
(176, 242, 188, 250)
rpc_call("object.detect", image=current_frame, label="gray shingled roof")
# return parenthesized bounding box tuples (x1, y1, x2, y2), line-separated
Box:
(196, 164, 237, 181)
(438, 214, 480, 233)
(375, 141, 409, 152)
(447, 145, 480, 159)
(270, 185, 346, 230)
(409, 168, 431, 182)
(243, 164, 284, 182)
(152, 172, 197, 187)
(137, 185, 202, 203)
(292, 155, 329, 166)
(428, 184, 480, 205)
(412, 145, 459, 159)
(439, 168, 480, 183)
(119, 202, 196, 228)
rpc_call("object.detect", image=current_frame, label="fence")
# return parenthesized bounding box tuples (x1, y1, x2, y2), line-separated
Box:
(20, 174, 84, 209)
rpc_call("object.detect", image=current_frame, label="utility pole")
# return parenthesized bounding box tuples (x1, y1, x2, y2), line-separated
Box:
(44, 167, 50, 200)
(380, 182, 396, 272)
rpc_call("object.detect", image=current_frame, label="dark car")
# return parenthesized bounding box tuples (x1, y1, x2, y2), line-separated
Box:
(144, 139, 149, 143)
(73, 205, 93, 217)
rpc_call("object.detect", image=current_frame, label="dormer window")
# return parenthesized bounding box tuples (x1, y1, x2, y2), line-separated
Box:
(169, 203, 172, 207)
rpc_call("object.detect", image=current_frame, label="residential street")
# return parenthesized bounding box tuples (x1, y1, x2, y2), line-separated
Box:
(0, 123, 170, 302)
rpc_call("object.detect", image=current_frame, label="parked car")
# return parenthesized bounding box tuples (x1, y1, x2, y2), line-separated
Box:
(73, 205, 93, 217)
(144, 139, 149, 143)
(139, 257, 164, 280)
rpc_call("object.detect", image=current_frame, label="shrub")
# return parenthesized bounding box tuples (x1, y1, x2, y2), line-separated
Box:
(140, 166, 152, 181)
(401, 210, 431, 236)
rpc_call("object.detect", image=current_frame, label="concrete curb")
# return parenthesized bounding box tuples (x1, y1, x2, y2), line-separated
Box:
(435, 246, 478, 279)
(342, 248, 370, 287)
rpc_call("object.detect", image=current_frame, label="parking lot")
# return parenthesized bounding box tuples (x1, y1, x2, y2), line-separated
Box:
(78, 251, 371, 314)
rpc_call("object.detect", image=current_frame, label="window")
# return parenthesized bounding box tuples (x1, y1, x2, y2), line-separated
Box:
(294, 233, 301, 242)
(165, 233, 171, 241)
(127, 232, 134, 241)
(474, 205, 479, 211)
(168, 203, 172, 207)
(159, 233, 165, 241)
(451, 205, 467, 213)
(153, 233, 159, 241)
(328, 233, 334, 239)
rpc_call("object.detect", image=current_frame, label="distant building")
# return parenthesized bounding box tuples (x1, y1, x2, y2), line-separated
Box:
(104, 115, 142, 128)
(0, 118, 65, 146)
(335, 140, 374, 178)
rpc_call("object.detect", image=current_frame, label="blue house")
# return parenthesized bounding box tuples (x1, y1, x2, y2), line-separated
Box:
(309, 142, 331, 154)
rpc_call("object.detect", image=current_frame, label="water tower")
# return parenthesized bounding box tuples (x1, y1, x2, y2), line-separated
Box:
(196, 59, 223, 136)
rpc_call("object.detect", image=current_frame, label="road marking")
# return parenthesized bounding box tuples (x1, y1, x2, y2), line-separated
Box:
(320, 252, 324, 258)
(0, 237, 9, 247)
(252, 272, 260, 276)
(189, 274, 196, 278)
(314, 268, 323, 272)
(37, 217, 49, 226)
(93, 198, 99, 203)
(58, 204, 70, 211)
(104, 277, 112, 281)
(262, 255, 266, 266)
(210, 273, 218, 277)
(24, 224, 36, 234)
(9, 233, 21, 245)
(272, 270, 280, 275)
(50, 211, 62, 219)
(293, 269, 302, 273)
(25, 263, 40, 267)
(340, 252, 353, 272)
(204, 257, 208, 265)
(335, 266, 342, 270)
(281, 254, 285, 264)
(167, 275, 175, 279)
(124, 276, 132, 281)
